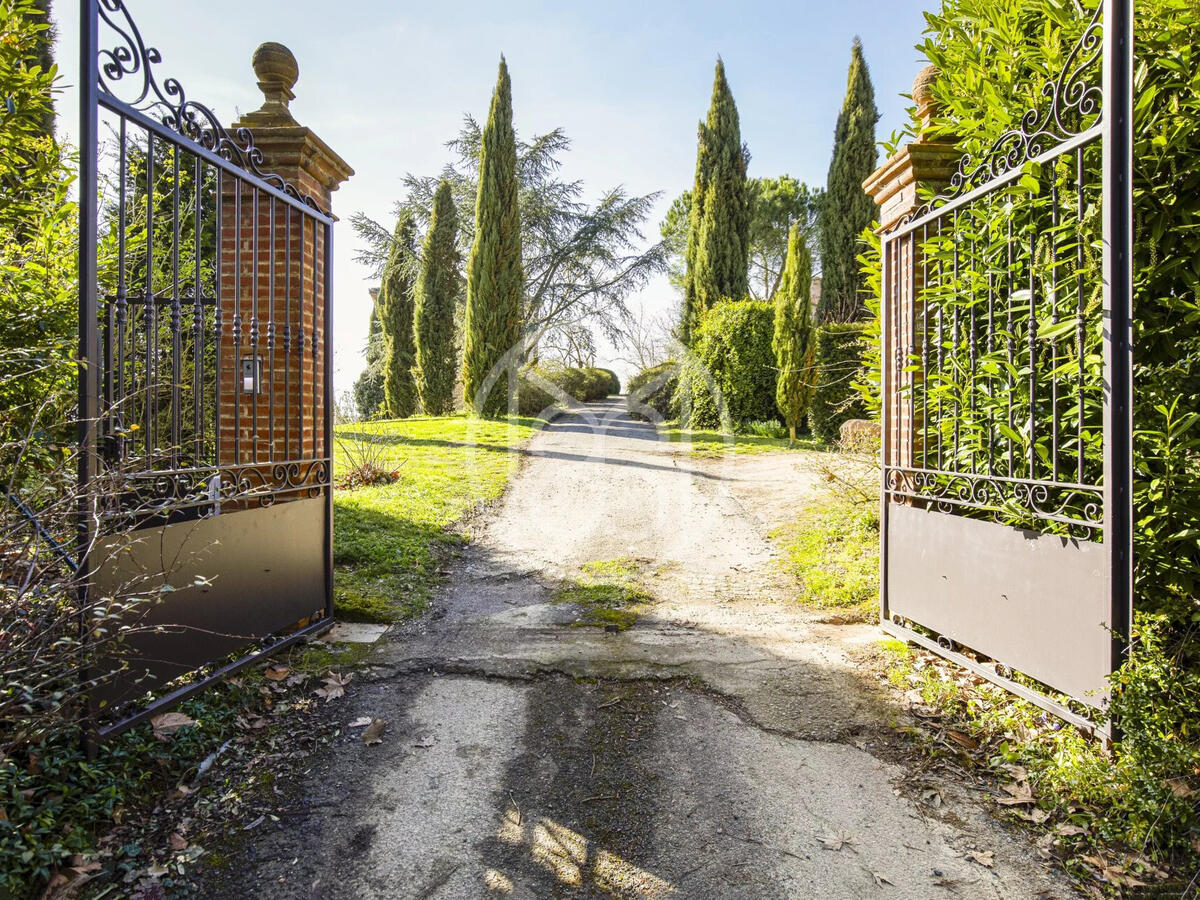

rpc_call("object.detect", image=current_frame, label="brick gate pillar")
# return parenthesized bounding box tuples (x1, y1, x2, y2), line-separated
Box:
(217, 42, 353, 474)
(863, 65, 958, 471)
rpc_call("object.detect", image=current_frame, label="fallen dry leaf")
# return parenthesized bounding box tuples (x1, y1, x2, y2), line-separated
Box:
(348, 716, 372, 728)
(1015, 807, 1050, 824)
(966, 849, 995, 868)
(997, 779, 1035, 806)
(920, 788, 944, 809)
(150, 712, 197, 739)
(945, 729, 978, 751)
(362, 718, 387, 745)
(818, 831, 857, 852)
(315, 671, 352, 702)
(1055, 823, 1088, 837)
(168, 832, 188, 852)
(263, 665, 290, 682)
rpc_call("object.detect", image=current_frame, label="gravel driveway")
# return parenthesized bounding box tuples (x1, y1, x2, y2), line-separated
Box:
(204, 399, 1074, 899)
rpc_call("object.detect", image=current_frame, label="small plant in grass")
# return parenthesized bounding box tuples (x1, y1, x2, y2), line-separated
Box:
(334, 432, 403, 490)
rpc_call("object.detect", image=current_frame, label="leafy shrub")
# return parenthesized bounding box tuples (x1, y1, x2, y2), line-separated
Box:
(809, 323, 867, 443)
(626, 361, 679, 422)
(516, 369, 561, 417)
(677, 299, 777, 430)
(595, 367, 621, 396)
(579, 367, 612, 401)
(522, 364, 612, 405)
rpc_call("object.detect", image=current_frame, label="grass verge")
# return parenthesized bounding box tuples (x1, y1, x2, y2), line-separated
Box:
(658, 425, 824, 457)
(333, 414, 544, 622)
(771, 483, 879, 622)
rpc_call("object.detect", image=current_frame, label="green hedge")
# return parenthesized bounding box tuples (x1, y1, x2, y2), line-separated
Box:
(678, 300, 777, 430)
(596, 367, 621, 395)
(517, 364, 612, 414)
(580, 367, 614, 400)
(809, 323, 867, 443)
(626, 361, 679, 422)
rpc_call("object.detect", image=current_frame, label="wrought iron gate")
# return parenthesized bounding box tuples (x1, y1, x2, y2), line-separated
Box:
(77, 1, 335, 735)
(879, 0, 1132, 733)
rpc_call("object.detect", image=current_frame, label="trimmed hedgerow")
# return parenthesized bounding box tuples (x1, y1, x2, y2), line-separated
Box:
(596, 368, 621, 396)
(678, 299, 777, 430)
(809, 323, 866, 443)
(626, 361, 679, 422)
(579, 367, 614, 400)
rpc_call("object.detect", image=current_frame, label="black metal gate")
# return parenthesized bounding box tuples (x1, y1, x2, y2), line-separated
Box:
(879, 0, 1132, 733)
(77, 0, 334, 735)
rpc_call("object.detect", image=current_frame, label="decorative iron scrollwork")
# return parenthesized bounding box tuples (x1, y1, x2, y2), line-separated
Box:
(885, 466, 1103, 540)
(96, 0, 322, 211)
(98, 460, 331, 530)
(896, 2, 1103, 228)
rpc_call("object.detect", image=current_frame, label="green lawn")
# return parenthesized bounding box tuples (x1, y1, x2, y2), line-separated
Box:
(332, 414, 544, 622)
(658, 424, 825, 456)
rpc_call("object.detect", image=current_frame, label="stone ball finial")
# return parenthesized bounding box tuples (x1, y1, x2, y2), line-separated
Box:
(913, 64, 940, 133)
(252, 42, 299, 109)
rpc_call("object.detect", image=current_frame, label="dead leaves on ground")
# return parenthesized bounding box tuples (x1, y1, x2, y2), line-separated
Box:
(150, 712, 196, 740)
(314, 671, 352, 702)
(818, 830, 857, 852)
(965, 848, 995, 868)
(361, 718, 387, 745)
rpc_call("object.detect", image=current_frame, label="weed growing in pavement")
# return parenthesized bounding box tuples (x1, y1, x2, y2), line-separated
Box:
(554, 558, 655, 630)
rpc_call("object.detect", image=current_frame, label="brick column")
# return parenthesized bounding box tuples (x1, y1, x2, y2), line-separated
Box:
(863, 66, 958, 471)
(217, 42, 353, 478)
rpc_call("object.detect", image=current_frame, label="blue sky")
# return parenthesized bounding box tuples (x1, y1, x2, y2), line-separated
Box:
(58, 0, 933, 390)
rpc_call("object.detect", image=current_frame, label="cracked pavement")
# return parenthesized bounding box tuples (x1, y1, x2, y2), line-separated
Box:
(203, 399, 1074, 899)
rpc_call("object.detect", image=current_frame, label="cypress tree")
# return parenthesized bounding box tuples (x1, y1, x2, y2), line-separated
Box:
(413, 180, 460, 415)
(818, 37, 878, 323)
(680, 127, 709, 346)
(380, 215, 418, 419)
(353, 291, 386, 419)
(683, 59, 750, 345)
(462, 57, 525, 416)
(773, 223, 816, 443)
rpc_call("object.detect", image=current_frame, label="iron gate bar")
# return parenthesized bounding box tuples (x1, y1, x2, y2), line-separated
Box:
(1102, 0, 1134, 682)
(879, 0, 1132, 736)
(93, 619, 331, 740)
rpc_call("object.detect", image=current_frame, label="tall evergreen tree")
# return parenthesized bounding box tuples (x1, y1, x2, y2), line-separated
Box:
(680, 131, 708, 346)
(413, 180, 460, 415)
(682, 59, 750, 345)
(353, 291, 386, 419)
(462, 57, 525, 416)
(773, 223, 816, 443)
(380, 215, 418, 418)
(818, 37, 878, 323)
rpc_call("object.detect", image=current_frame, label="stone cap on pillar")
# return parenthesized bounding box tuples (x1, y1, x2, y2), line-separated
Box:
(233, 42, 354, 214)
(862, 64, 959, 234)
